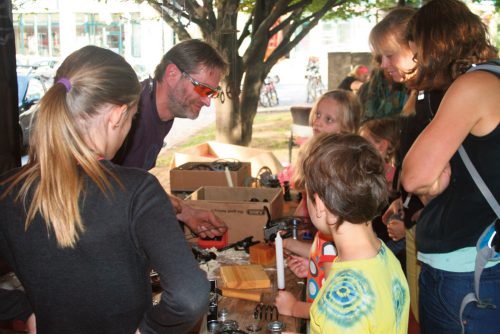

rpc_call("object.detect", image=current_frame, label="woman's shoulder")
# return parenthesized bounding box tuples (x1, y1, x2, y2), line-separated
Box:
(449, 68, 500, 134)
(103, 161, 163, 190)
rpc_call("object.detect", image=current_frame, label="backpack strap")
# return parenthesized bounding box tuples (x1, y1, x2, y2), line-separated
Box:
(466, 59, 500, 76)
(457, 145, 499, 333)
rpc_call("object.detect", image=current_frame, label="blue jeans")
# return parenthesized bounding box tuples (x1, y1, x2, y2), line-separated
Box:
(419, 262, 500, 334)
(386, 239, 406, 256)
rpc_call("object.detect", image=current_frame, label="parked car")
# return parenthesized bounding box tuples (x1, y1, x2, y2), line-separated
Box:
(17, 69, 52, 150)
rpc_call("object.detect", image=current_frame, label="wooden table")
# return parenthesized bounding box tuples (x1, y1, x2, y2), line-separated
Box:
(166, 198, 305, 333)
(218, 268, 304, 333)
(195, 243, 305, 334)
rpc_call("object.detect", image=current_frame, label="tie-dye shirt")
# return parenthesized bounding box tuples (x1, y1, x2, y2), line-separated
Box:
(310, 242, 409, 334)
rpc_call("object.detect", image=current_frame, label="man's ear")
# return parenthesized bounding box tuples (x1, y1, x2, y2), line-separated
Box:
(164, 63, 181, 81)
(109, 104, 128, 129)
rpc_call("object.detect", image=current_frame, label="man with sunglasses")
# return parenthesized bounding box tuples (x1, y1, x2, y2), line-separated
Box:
(113, 39, 228, 239)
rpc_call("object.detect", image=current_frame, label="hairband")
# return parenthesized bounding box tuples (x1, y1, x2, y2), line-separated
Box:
(57, 78, 72, 92)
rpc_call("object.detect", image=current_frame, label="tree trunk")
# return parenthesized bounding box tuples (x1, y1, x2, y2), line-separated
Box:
(145, 0, 344, 146)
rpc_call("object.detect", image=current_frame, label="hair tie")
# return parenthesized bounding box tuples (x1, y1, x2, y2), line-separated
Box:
(57, 78, 72, 92)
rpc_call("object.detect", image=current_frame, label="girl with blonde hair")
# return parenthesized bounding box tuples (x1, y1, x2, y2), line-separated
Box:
(0, 45, 209, 333)
(275, 89, 362, 321)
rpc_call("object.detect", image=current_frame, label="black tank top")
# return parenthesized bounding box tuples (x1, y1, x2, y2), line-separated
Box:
(417, 67, 500, 253)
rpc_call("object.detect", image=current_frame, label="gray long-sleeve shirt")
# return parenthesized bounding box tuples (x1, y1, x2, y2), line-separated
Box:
(0, 161, 208, 333)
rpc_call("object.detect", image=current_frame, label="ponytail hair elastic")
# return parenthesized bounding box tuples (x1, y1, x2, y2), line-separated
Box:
(57, 78, 72, 92)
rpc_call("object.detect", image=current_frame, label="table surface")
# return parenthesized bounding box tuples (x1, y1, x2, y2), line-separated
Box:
(196, 250, 305, 334)
(198, 200, 305, 333)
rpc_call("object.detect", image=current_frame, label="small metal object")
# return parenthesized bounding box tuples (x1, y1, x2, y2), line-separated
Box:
(267, 320, 285, 333)
(247, 324, 262, 332)
(207, 320, 221, 333)
(254, 303, 263, 319)
(207, 280, 219, 328)
(218, 307, 229, 322)
(253, 303, 278, 321)
(220, 319, 239, 331)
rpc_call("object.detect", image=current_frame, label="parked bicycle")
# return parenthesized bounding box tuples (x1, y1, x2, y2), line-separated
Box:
(259, 75, 279, 107)
(305, 57, 325, 103)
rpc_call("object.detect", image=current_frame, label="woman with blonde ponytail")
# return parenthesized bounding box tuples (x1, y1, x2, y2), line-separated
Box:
(0, 46, 209, 334)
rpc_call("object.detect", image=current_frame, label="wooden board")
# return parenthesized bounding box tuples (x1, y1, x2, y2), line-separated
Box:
(220, 264, 271, 289)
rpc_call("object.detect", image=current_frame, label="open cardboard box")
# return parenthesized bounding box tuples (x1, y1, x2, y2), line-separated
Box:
(185, 186, 284, 243)
(170, 141, 284, 177)
(170, 161, 251, 193)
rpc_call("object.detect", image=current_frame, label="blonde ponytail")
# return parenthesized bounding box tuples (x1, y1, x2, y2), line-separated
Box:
(1, 46, 140, 248)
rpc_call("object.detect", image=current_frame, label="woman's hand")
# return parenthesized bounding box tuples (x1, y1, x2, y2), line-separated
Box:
(427, 163, 452, 197)
(25, 313, 36, 334)
(387, 218, 406, 241)
(382, 198, 404, 224)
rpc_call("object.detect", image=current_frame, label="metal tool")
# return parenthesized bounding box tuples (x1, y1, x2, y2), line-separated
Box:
(263, 216, 308, 242)
(217, 236, 260, 253)
(267, 320, 286, 333)
(253, 303, 279, 321)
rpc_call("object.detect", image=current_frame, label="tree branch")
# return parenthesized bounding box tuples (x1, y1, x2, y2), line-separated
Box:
(266, 0, 347, 67)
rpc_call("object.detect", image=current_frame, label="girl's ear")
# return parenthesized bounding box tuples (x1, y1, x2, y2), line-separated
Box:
(379, 138, 390, 158)
(109, 104, 128, 129)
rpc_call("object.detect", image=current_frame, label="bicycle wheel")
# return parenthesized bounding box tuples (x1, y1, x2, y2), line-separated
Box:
(307, 78, 317, 103)
(269, 89, 279, 106)
(259, 89, 271, 107)
(315, 79, 325, 97)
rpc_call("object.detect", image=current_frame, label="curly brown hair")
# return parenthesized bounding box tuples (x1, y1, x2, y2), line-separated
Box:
(406, 0, 498, 91)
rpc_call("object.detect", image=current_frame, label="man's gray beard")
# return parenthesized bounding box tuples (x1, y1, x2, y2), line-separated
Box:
(167, 85, 199, 120)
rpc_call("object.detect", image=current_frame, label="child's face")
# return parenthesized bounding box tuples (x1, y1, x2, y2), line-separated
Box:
(312, 98, 343, 135)
(359, 128, 388, 159)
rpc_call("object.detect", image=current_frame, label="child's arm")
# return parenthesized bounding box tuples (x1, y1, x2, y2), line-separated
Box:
(275, 290, 312, 319)
(282, 238, 312, 258)
(287, 255, 308, 279)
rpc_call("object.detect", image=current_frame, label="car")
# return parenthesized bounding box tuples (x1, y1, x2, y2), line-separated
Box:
(17, 69, 52, 151)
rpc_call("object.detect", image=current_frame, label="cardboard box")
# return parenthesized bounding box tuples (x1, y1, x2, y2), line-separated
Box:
(185, 186, 284, 243)
(170, 161, 251, 192)
(170, 141, 284, 176)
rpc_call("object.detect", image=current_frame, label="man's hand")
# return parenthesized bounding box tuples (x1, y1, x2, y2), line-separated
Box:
(177, 201, 227, 239)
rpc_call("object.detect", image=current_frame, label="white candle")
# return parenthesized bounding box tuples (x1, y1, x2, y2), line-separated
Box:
(275, 232, 285, 290)
(224, 166, 234, 187)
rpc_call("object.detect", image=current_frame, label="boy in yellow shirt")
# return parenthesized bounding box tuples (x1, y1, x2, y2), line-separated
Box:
(302, 133, 409, 334)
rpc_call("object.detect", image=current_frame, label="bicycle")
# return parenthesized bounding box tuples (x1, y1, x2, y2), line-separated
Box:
(305, 57, 325, 103)
(306, 71, 325, 103)
(259, 75, 279, 107)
